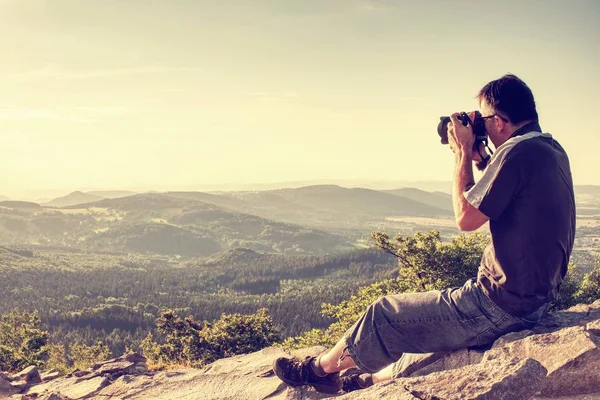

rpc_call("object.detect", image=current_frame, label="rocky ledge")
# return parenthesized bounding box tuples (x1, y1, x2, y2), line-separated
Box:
(2, 299, 600, 400)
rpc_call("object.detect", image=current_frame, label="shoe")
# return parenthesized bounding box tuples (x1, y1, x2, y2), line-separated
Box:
(272, 356, 342, 394)
(341, 373, 370, 393)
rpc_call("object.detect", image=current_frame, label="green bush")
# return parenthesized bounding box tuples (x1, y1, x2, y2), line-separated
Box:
(70, 341, 111, 370)
(371, 230, 489, 291)
(141, 308, 280, 368)
(573, 260, 600, 305)
(0, 309, 48, 371)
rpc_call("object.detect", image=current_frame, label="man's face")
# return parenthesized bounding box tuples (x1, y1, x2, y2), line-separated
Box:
(480, 99, 501, 141)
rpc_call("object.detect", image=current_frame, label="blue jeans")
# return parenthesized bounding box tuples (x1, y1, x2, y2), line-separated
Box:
(342, 278, 548, 374)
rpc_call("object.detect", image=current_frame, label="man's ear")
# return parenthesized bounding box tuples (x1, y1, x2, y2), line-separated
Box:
(496, 117, 507, 135)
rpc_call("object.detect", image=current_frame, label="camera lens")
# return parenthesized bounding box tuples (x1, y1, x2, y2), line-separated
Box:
(437, 116, 450, 144)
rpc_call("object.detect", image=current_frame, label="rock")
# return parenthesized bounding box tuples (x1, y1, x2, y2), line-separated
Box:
(0, 377, 21, 396)
(0, 371, 12, 382)
(491, 329, 534, 348)
(483, 325, 600, 397)
(90, 353, 147, 376)
(11, 366, 42, 385)
(93, 346, 323, 400)
(404, 348, 485, 378)
(535, 299, 600, 334)
(339, 357, 546, 400)
(10, 379, 28, 390)
(535, 395, 600, 400)
(37, 393, 71, 400)
(25, 376, 80, 398)
(40, 370, 61, 382)
(46, 394, 69, 400)
(59, 376, 109, 399)
(587, 319, 600, 336)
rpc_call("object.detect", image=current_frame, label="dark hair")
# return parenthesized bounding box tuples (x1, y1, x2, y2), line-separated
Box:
(477, 74, 538, 124)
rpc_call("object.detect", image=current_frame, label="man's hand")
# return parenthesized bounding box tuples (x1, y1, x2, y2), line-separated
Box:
(448, 112, 476, 157)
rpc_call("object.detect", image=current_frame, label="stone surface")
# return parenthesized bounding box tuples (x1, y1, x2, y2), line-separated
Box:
(587, 319, 600, 336)
(407, 348, 485, 377)
(40, 370, 61, 382)
(534, 300, 600, 334)
(483, 325, 600, 397)
(11, 366, 42, 385)
(535, 395, 600, 400)
(339, 357, 546, 400)
(0, 377, 21, 396)
(60, 376, 109, 399)
(491, 329, 535, 348)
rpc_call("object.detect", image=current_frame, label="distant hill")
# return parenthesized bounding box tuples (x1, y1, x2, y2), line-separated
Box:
(43, 191, 105, 207)
(166, 191, 249, 209)
(384, 187, 453, 211)
(92, 222, 223, 256)
(0, 200, 41, 209)
(88, 193, 195, 211)
(193, 185, 455, 231)
(200, 246, 397, 282)
(575, 185, 600, 196)
(87, 190, 138, 198)
(0, 192, 350, 256)
(272, 185, 452, 217)
(0, 195, 10, 201)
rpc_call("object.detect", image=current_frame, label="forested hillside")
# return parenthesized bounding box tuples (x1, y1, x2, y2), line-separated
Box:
(0, 245, 396, 357)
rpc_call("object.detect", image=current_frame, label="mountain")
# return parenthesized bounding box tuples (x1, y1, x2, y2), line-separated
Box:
(384, 187, 453, 211)
(89, 192, 195, 211)
(43, 191, 105, 208)
(198, 185, 452, 232)
(575, 185, 600, 196)
(166, 191, 249, 210)
(86, 190, 138, 198)
(0, 195, 10, 201)
(0, 201, 41, 210)
(271, 185, 452, 217)
(0, 192, 351, 256)
(92, 222, 223, 257)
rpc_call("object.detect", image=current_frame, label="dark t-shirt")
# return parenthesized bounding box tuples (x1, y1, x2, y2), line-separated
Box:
(465, 122, 576, 317)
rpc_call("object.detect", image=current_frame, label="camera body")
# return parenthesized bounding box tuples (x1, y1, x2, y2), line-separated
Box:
(437, 111, 491, 171)
(437, 111, 487, 145)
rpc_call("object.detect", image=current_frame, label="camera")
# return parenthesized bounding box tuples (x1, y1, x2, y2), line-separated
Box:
(437, 111, 487, 145)
(437, 111, 491, 170)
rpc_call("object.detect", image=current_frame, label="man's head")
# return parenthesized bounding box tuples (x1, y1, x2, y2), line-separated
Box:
(477, 74, 538, 147)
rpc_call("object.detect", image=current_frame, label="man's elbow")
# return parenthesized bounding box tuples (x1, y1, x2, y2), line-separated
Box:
(456, 218, 478, 232)
(456, 213, 486, 231)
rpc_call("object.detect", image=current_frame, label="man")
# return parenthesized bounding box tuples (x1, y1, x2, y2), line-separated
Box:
(272, 74, 576, 394)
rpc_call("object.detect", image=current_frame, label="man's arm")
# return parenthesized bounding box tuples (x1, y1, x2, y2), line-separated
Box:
(453, 152, 489, 231)
(448, 112, 490, 231)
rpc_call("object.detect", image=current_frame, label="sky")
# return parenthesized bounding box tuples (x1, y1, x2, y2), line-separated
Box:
(1, 0, 599, 199)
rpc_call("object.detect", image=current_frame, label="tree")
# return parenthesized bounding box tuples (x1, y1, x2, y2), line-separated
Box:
(371, 230, 489, 292)
(142, 308, 280, 368)
(0, 309, 48, 371)
(574, 260, 600, 305)
(70, 341, 111, 371)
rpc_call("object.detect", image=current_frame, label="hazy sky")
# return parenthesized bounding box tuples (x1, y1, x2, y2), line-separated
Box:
(1, 0, 599, 198)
